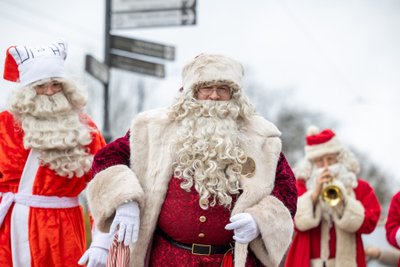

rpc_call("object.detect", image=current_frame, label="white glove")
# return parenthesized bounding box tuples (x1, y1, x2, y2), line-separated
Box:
(110, 201, 140, 246)
(225, 213, 260, 244)
(78, 230, 113, 267)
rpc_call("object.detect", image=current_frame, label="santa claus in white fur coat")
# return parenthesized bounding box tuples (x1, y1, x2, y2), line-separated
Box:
(85, 54, 298, 267)
(285, 126, 381, 267)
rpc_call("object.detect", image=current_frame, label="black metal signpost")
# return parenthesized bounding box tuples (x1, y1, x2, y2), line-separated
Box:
(85, 0, 196, 142)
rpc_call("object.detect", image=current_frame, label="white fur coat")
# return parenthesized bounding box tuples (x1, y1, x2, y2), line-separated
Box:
(87, 108, 294, 267)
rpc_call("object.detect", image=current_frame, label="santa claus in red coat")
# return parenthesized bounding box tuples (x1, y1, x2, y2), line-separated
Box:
(0, 40, 106, 267)
(285, 126, 381, 267)
(85, 54, 298, 267)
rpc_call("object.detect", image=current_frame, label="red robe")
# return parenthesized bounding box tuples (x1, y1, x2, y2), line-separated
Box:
(385, 191, 400, 267)
(285, 178, 381, 267)
(0, 111, 105, 267)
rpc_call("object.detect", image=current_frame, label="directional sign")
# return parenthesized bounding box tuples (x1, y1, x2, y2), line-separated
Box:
(110, 54, 165, 78)
(85, 54, 109, 84)
(111, 35, 175, 60)
(112, 0, 196, 12)
(111, 8, 196, 29)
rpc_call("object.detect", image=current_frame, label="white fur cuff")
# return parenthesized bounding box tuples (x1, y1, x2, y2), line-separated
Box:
(333, 197, 365, 233)
(295, 191, 322, 231)
(87, 165, 144, 232)
(396, 228, 400, 247)
(246, 195, 293, 267)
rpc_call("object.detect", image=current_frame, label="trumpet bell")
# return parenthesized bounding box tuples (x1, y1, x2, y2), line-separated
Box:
(321, 184, 343, 207)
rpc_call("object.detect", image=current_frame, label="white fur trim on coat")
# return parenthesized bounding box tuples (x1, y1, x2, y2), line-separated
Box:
(294, 191, 322, 231)
(84, 107, 293, 267)
(124, 108, 290, 267)
(332, 197, 365, 233)
(86, 165, 144, 232)
(246, 195, 294, 267)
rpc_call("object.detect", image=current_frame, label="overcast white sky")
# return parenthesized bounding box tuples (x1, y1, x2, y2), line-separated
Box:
(0, 0, 399, 187)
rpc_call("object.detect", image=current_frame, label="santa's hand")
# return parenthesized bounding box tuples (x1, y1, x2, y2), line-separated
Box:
(78, 230, 113, 267)
(110, 201, 140, 246)
(225, 213, 260, 244)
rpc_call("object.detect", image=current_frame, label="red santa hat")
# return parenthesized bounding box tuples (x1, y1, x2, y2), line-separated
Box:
(305, 126, 343, 160)
(181, 53, 244, 92)
(3, 40, 68, 86)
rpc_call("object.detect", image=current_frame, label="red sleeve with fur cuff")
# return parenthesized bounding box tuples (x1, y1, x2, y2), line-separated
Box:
(354, 179, 381, 234)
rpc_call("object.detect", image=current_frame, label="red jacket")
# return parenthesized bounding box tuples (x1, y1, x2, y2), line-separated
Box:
(285, 178, 381, 267)
(385, 191, 400, 267)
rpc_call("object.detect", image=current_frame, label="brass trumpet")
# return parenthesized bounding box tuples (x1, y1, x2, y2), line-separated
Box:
(321, 177, 343, 207)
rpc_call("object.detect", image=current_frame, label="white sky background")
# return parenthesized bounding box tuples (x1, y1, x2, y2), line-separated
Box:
(0, 0, 399, 187)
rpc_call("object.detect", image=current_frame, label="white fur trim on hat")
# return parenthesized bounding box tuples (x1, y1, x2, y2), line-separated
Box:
(6, 40, 67, 86)
(181, 54, 244, 92)
(305, 135, 343, 160)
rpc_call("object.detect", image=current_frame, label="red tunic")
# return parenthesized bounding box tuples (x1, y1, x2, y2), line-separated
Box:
(385, 191, 400, 267)
(285, 179, 381, 267)
(0, 111, 105, 267)
(151, 176, 262, 266)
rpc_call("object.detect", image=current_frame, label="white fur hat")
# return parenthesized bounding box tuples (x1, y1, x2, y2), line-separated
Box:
(181, 54, 244, 92)
(305, 126, 343, 160)
(3, 40, 67, 86)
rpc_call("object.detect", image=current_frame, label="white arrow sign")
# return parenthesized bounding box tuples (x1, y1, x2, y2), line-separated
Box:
(111, 35, 175, 60)
(112, 9, 196, 29)
(110, 54, 165, 78)
(112, 0, 195, 12)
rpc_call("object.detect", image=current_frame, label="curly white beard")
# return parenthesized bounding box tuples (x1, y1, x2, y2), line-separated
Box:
(171, 100, 252, 210)
(9, 84, 93, 178)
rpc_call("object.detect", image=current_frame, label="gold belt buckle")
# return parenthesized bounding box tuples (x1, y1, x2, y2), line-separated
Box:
(191, 243, 211, 255)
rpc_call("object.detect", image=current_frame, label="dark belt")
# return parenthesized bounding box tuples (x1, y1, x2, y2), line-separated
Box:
(156, 228, 233, 255)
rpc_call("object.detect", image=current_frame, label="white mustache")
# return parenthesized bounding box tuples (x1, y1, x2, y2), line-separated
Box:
(310, 163, 357, 188)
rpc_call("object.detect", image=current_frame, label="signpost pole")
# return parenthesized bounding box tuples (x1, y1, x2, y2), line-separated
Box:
(103, 0, 112, 142)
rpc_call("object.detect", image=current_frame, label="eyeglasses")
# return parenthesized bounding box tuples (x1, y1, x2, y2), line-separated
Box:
(34, 81, 63, 95)
(197, 86, 232, 97)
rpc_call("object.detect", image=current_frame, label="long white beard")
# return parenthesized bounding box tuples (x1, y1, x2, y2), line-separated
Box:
(18, 92, 93, 178)
(172, 100, 248, 210)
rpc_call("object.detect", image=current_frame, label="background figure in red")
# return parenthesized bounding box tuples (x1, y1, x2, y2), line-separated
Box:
(385, 191, 400, 267)
(285, 126, 381, 267)
(0, 40, 106, 266)
(84, 54, 298, 267)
